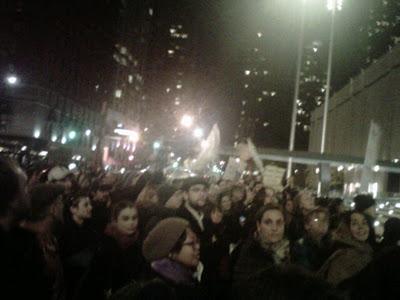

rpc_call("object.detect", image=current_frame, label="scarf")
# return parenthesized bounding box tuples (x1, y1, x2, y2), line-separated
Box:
(256, 234, 291, 265)
(104, 223, 139, 250)
(151, 258, 195, 285)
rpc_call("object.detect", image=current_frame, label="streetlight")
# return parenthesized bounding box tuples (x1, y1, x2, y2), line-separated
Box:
(153, 141, 161, 150)
(321, 0, 343, 154)
(287, 0, 307, 179)
(85, 129, 91, 137)
(68, 131, 77, 140)
(5, 75, 18, 85)
(193, 127, 204, 139)
(181, 114, 194, 128)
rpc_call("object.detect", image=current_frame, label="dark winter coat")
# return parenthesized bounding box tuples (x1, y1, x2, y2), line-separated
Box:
(291, 235, 331, 272)
(318, 237, 373, 286)
(58, 219, 100, 299)
(0, 227, 53, 300)
(233, 237, 275, 285)
(77, 226, 146, 300)
(176, 205, 204, 238)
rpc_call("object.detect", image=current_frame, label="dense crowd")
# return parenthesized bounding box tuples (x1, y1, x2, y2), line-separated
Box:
(1, 156, 400, 300)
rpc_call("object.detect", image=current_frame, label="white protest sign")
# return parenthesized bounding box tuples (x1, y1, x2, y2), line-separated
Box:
(263, 165, 286, 191)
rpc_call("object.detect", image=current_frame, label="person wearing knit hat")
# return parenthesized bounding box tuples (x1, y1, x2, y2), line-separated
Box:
(353, 194, 376, 218)
(142, 218, 202, 293)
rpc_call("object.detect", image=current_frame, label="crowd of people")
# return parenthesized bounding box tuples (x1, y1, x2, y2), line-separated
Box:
(1, 156, 400, 300)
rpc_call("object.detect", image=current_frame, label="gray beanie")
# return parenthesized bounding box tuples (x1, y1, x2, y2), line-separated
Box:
(142, 218, 189, 262)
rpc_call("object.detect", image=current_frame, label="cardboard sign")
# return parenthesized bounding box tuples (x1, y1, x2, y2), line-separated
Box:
(263, 165, 286, 191)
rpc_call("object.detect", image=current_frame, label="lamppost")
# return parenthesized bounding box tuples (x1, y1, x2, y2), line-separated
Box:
(320, 0, 343, 154)
(287, 0, 307, 179)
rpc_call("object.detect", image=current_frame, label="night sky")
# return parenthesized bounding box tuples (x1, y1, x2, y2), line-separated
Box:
(0, 0, 384, 149)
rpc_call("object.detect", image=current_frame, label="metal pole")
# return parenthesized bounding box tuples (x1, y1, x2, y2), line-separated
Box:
(320, 5, 336, 154)
(287, 2, 306, 179)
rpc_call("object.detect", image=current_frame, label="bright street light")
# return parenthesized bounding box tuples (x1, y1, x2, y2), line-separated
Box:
(181, 114, 194, 128)
(68, 131, 77, 139)
(193, 127, 204, 139)
(85, 129, 91, 137)
(327, 0, 343, 11)
(6, 75, 18, 85)
(153, 141, 161, 150)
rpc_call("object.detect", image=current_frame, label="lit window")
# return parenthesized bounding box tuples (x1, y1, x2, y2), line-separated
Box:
(263, 70, 268, 75)
(242, 101, 247, 105)
(254, 48, 259, 52)
(262, 91, 268, 96)
(313, 47, 318, 53)
(244, 70, 251, 75)
(115, 89, 122, 98)
(263, 122, 269, 127)
(241, 110, 245, 115)
(95, 84, 99, 90)
(149, 8, 153, 16)
(257, 32, 263, 38)
(128, 75, 133, 83)
(175, 100, 180, 106)
(166, 88, 171, 93)
(181, 33, 188, 39)
(270, 91, 276, 97)
(244, 84, 249, 89)
(176, 84, 182, 89)
(258, 97, 262, 102)
(168, 49, 175, 55)
(170, 28, 176, 34)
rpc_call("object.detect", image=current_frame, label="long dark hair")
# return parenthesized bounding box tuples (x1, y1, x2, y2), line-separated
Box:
(339, 211, 376, 247)
(111, 200, 137, 222)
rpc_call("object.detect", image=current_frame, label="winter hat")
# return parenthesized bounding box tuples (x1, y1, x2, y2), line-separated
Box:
(353, 194, 375, 212)
(143, 218, 189, 262)
(48, 166, 71, 182)
(30, 183, 65, 219)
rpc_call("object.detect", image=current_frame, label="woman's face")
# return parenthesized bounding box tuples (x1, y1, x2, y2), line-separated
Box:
(285, 200, 294, 213)
(116, 207, 139, 236)
(350, 213, 370, 242)
(220, 195, 232, 211)
(257, 209, 285, 244)
(71, 197, 93, 220)
(172, 228, 200, 268)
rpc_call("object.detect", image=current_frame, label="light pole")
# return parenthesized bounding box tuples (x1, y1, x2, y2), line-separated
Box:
(287, 0, 306, 179)
(320, 0, 343, 154)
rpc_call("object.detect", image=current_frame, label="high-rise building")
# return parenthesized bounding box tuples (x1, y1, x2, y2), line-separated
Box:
(361, 0, 400, 66)
(235, 30, 276, 144)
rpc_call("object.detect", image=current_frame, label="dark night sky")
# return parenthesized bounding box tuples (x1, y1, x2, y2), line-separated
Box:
(197, 0, 374, 149)
(0, 0, 379, 149)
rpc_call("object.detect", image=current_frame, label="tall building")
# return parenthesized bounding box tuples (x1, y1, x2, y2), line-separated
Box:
(361, 0, 400, 66)
(296, 40, 327, 150)
(235, 30, 276, 143)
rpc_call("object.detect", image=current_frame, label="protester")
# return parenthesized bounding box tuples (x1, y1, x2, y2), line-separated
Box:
(177, 177, 209, 237)
(291, 207, 331, 271)
(319, 211, 374, 286)
(233, 204, 289, 285)
(20, 183, 66, 300)
(353, 194, 376, 219)
(48, 166, 75, 194)
(141, 217, 205, 299)
(287, 190, 316, 241)
(0, 157, 53, 300)
(78, 201, 145, 300)
(59, 193, 99, 300)
(89, 182, 113, 233)
(380, 217, 400, 249)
